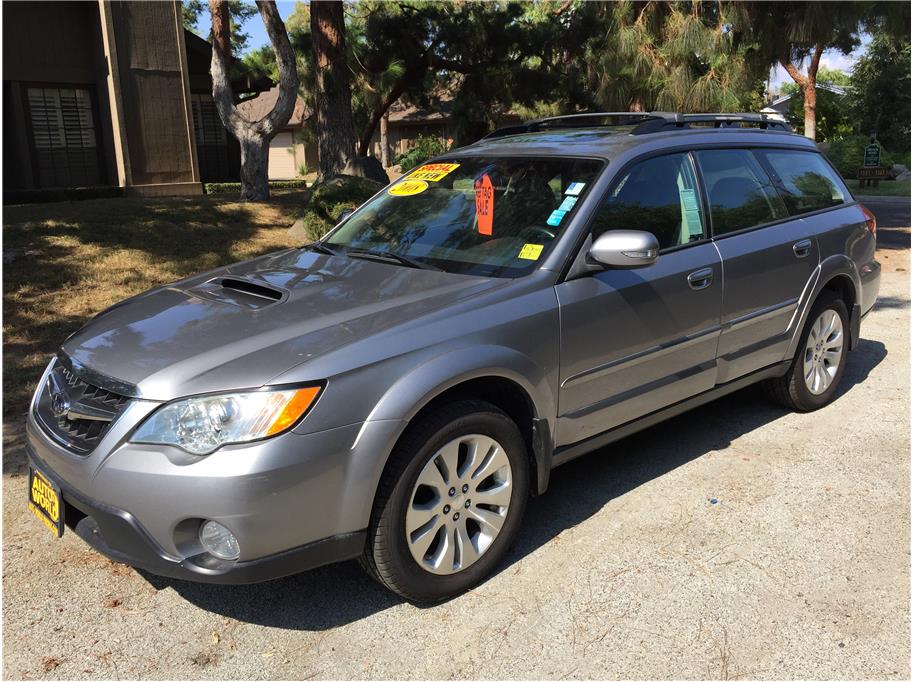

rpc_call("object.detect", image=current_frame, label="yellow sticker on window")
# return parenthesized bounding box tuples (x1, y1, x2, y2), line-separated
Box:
(388, 179, 428, 196)
(518, 243, 544, 260)
(409, 163, 460, 182)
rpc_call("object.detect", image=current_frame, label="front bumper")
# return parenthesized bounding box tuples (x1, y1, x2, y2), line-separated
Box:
(25, 396, 406, 583)
(28, 445, 367, 583)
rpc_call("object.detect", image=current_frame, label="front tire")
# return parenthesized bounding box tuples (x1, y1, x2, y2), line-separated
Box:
(361, 400, 529, 603)
(764, 290, 849, 411)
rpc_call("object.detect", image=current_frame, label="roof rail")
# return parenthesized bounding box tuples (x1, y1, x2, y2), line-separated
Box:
(631, 112, 792, 134)
(482, 112, 660, 139)
(481, 111, 792, 141)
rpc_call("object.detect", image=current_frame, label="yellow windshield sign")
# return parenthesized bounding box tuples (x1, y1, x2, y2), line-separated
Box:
(409, 163, 460, 182)
(518, 243, 544, 260)
(388, 179, 429, 196)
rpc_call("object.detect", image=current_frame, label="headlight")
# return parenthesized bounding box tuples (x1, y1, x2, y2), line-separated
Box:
(131, 386, 322, 455)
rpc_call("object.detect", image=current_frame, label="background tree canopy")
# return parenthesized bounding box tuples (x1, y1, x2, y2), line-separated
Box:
(208, 0, 909, 180)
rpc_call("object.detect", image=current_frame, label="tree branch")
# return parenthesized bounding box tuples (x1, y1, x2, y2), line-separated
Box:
(780, 58, 808, 89)
(357, 72, 414, 156)
(428, 56, 474, 74)
(553, 0, 574, 16)
(209, 0, 247, 134)
(807, 42, 825, 82)
(255, 0, 299, 137)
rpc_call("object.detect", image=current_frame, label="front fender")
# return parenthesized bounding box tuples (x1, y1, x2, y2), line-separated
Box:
(342, 345, 557, 510)
(365, 344, 554, 426)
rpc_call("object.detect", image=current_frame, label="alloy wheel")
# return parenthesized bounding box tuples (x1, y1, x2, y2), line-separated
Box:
(405, 434, 513, 575)
(803, 309, 844, 395)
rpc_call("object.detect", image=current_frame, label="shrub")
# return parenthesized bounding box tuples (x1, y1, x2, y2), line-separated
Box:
(394, 135, 450, 172)
(291, 175, 383, 242)
(825, 136, 895, 179)
(204, 180, 308, 194)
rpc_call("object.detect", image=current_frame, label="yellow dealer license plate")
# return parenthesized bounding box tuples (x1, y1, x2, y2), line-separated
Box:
(29, 467, 63, 537)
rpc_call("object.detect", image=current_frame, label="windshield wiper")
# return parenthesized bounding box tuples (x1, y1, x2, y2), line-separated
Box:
(303, 241, 340, 256)
(346, 249, 442, 271)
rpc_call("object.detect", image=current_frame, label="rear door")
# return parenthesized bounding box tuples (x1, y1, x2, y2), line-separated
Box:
(696, 148, 821, 383)
(555, 152, 723, 447)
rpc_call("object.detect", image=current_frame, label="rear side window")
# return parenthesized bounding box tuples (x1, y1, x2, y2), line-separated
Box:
(590, 152, 706, 250)
(758, 150, 847, 216)
(696, 149, 787, 236)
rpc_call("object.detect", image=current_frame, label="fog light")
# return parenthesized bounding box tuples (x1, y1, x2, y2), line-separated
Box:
(199, 520, 240, 561)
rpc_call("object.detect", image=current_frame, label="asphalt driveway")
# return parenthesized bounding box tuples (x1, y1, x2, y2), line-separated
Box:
(3, 246, 909, 680)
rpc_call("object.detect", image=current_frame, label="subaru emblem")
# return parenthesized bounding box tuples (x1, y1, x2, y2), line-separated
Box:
(50, 391, 70, 418)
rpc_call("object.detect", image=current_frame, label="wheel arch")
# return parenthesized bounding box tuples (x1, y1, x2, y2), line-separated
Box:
(787, 256, 861, 358)
(362, 347, 556, 514)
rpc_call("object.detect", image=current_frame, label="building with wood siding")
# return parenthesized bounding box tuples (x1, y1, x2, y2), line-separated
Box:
(3, 1, 265, 201)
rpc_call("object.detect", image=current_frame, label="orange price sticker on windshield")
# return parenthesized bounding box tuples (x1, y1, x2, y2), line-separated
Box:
(475, 174, 494, 236)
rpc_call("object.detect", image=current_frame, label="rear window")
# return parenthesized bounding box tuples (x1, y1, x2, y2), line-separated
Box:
(758, 150, 847, 216)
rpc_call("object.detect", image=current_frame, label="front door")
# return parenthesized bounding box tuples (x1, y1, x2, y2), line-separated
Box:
(555, 152, 723, 447)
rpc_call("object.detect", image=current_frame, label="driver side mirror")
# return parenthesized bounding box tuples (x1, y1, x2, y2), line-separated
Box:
(588, 230, 659, 268)
(337, 208, 355, 224)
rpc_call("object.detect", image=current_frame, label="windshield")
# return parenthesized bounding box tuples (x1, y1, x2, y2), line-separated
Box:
(324, 156, 604, 277)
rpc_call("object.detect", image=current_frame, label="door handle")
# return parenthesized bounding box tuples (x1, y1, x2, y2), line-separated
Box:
(687, 267, 714, 290)
(793, 239, 812, 258)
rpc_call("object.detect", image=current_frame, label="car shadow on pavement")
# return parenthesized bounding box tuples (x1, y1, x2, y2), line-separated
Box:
(145, 339, 887, 630)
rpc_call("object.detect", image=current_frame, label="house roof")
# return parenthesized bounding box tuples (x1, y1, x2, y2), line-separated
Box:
(183, 29, 272, 96)
(386, 96, 454, 123)
(236, 85, 308, 127)
(764, 83, 847, 109)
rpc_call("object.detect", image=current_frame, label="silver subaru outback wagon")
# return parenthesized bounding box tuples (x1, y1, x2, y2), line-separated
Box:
(26, 112, 881, 602)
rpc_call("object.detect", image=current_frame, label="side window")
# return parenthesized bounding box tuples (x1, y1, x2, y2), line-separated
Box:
(758, 150, 847, 216)
(590, 153, 706, 250)
(696, 149, 787, 236)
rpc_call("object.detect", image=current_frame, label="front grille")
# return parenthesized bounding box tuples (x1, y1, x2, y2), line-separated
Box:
(34, 360, 132, 454)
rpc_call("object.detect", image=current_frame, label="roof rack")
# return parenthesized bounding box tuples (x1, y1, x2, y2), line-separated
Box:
(482, 112, 658, 139)
(630, 112, 792, 134)
(482, 111, 792, 140)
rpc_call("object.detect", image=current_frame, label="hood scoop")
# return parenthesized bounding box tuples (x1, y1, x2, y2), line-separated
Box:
(186, 277, 287, 310)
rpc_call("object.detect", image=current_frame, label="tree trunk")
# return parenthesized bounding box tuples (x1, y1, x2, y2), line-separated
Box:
(239, 134, 269, 201)
(380, 112, 390, 167)
(311, 0, 357, 181)
(802, 82, 817, 142)
(209, 0, 299, 200)
(780, 43, 823, 141)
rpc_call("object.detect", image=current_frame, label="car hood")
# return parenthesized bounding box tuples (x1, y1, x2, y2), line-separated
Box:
(61, 249, 506, 400)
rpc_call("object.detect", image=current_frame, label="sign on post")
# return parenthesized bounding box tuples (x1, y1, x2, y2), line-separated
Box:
(864, 143, 881, 167)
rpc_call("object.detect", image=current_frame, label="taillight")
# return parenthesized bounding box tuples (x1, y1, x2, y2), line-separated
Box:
(861, 203, 877, 238)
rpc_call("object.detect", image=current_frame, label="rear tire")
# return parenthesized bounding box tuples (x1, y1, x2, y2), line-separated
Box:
(764, 290, 849, 412)
(360, 400, 529, 603)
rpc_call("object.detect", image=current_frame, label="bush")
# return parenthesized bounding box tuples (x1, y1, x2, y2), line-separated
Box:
(825, 136, 895, 179)
(204, 180, 308, 194)
(290, 175, 384, 242)
(394, 135, 450, 172)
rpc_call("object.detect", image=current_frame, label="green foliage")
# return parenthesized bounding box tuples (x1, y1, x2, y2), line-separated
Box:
(825, 136, 895, 179)
(242, 45, 279, 83)
(393, 136, 450, 172)
(844, 179, 910, 197)
(204, 180, 308, 194)
(785, 88, 854, 141)
(588, 1, 768, 113)
(848, 31, 911, 151)
(292, 175, 383, 241)
(183, 0, 257, 54)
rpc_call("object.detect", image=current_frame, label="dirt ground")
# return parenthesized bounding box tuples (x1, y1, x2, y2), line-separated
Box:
(3, 229, 909, 680)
